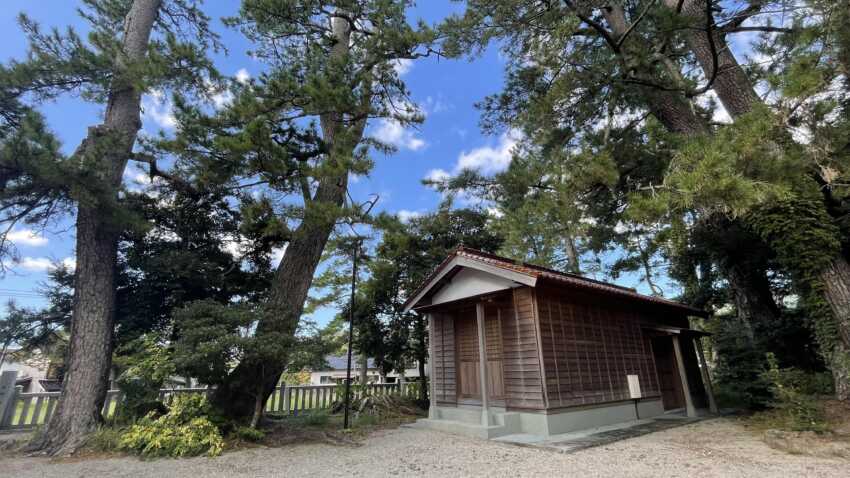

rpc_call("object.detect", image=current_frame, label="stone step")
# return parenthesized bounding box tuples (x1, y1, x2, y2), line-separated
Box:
(407, 418, 515, 440)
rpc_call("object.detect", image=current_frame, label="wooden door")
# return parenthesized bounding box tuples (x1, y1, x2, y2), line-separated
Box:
(456, 311, 480, 400)
(651, 336, 685, 410)
(484, 305, 504, 399)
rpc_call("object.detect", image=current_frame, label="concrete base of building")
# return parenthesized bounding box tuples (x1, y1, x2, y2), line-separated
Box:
(409, 399, 666, 440)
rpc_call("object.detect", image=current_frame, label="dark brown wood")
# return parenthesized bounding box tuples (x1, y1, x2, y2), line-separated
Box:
(484, 304, 504, 399)
(535, 287, 665, 408)
(651, 336, 685, 410)
(456, 309, 480, 399)
(432, 313, 456, 404)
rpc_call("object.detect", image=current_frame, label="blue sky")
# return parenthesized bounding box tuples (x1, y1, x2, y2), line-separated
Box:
(0, 1, 674, 324)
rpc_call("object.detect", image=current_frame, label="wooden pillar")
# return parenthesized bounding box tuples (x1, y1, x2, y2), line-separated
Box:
(476, 302, 491, 426)
(694, 337, 719, 414)
(671, 334, 697, 418)
(427, 313, 437, 419)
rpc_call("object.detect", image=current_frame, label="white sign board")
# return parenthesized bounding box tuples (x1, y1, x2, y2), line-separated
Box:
(627, 374, 642, 399)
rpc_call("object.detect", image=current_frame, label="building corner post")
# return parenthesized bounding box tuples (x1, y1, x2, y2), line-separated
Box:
(426, 313, 437, 420)
(671, 334, 697, 418)
(476, 302, 491, 426)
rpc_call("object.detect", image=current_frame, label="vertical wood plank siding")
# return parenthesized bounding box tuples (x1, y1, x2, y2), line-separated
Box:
(536, 288, 662, 408)
(432, 313, 457, 403)
(501, 288, 546, 408)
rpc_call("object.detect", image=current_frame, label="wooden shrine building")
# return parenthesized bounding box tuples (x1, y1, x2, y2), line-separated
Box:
(404, 247, 718, 439)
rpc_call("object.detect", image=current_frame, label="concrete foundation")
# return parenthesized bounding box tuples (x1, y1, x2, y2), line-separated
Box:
(412, 399, 666, 439)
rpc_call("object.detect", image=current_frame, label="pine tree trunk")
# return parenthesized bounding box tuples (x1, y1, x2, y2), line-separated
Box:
(210, 14, 362, 420)
(359, 354, 369, 384)
(724, 262, 781, 339)
(822, 258, 850, 347)
(210, 175, 347, 418)
(602, 4, 710, 138)
(664, 0, 761, 118)
(26, 0, 160, 456)
(823, 258, 850, 399)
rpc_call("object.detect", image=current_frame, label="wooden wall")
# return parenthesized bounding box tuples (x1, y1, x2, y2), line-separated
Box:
(499, 288, 546, 409)
(535, 287, 663, 408)
(431, 312, 456, 404)
(428, 289, 546, 409)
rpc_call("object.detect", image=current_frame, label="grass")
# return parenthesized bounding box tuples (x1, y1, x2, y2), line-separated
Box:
(740, 398, 850, 459)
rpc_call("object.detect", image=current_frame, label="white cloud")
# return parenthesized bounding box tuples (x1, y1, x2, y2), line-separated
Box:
(393, 58, 413, 76)
(421, 95, 451, 115)
(454, 130, 520, 175)
(6, 229, 48, 247)
(142, 90, 177, 129)
(396, 209, 423, 223)
(372, 119, 426, 151)
(424, 168, 450, 183)
(16, 256, 75, 272)
(235, 68, 251, 84)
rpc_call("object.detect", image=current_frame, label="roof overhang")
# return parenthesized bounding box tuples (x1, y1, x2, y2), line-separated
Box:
(641, 325, 711, 337)
(402, 255, 537, 314)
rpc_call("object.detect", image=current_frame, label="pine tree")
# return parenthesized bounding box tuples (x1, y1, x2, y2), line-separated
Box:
(440, 1, 850, 395)
(162, 0, 436, 419)
(0, 0, 219, 454)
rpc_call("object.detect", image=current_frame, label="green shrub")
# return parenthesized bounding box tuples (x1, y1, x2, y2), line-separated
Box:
(761, 353, 829, 432)
(302, 411, 330, 427)
(233, 426, 265, 442)
(87, 426, 124, 452)
(119, 394, 224, 457)
(114, 335, 175, 423)
(354, 414, 380, 428)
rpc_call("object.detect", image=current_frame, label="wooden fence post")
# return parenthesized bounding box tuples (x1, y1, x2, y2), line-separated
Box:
(0, 371, 20, 428)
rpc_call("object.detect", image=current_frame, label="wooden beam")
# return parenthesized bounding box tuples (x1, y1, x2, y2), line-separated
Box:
(671, 335, 697, 417)
(476, 302, 491, 426)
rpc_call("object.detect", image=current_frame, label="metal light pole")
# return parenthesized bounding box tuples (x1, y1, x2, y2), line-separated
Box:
(340, 192, 378, 430)
(342, 237, 360, 430)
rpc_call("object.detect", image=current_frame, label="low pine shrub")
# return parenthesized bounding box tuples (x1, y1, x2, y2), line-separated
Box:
(119, 394, 224, 457)
(233, 426, 265, 442)
(761, 353, 830, 433)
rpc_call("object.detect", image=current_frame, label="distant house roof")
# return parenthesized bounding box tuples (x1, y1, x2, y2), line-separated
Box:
(321, 355, 376, 371)
(403, 246, 707, 317)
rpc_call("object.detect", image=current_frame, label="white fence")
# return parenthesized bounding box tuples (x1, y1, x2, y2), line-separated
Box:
(0, 370, 421, 430)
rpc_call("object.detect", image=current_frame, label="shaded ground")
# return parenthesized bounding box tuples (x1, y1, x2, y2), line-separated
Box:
(1, 417, 847, 477)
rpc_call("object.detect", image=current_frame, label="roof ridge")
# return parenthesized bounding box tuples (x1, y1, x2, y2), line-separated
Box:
(456, 246, 638, 293)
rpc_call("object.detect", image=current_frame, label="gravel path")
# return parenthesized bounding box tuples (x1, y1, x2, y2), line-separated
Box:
(1, 418, 847, 477)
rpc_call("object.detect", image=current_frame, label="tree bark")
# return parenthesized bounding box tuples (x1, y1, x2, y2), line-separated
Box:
(210, 15, 361, 418)
(26, 0, 161, 456)
(359, 353, 369, 384)
(602, 3, 710, 137)
(823, 258, 850, 399)
(724, 261, 781, 339)
(664, 0, 761, 118)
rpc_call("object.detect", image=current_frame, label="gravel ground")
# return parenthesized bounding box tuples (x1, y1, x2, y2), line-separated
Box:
(1, 418, 847, 478)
